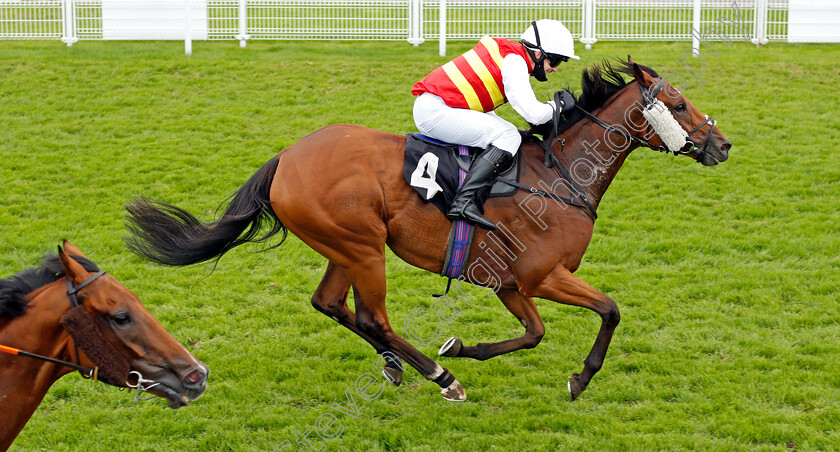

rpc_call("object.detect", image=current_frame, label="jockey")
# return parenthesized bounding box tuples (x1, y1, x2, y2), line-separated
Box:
(412, 19, 579, 230)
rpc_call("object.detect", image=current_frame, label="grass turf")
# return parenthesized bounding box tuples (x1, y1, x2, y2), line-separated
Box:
(1, 39, 839, 451)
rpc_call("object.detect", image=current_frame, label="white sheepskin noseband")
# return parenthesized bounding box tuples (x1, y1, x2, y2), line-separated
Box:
(642, 99, 689, 153)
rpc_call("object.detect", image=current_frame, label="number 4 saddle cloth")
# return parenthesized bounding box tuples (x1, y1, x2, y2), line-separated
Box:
(403, 133, 521, 215)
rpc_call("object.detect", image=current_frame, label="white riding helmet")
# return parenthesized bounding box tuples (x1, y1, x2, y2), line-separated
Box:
(521, 19, 580, 60)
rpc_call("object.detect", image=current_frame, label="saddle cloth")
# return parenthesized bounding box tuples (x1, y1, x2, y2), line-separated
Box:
(403, 133, 521, 214)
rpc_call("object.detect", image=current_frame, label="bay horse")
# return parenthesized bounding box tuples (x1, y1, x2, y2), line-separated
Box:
(125, 58, 730, 402)
(0, 241, 208, 450)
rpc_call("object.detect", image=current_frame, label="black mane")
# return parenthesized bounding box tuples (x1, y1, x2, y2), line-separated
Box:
(0, 254, 100, 325)
(529, 59, 660, 138)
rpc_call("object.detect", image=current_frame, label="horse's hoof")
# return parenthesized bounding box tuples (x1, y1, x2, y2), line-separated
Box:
(438, 337, 462, 357)
(441, 379, 466, 402)
(568, 373, 585, 401)
(382, 366, 403, 387)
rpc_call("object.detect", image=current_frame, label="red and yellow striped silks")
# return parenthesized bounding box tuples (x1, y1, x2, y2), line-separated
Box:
(412, 37, 533, 112)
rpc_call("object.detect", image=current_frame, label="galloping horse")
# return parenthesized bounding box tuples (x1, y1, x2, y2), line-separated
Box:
(126, 58, 730, 402)
(0, 241, 208, 450)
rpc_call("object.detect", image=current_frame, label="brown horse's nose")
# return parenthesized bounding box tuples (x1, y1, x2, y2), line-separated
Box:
(716, 140, 731, 163)
(183, 368, 208, 389)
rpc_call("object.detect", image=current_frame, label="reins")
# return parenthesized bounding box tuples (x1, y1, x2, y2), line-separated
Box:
(491, 90, 600, 220)
(0, 343, 100, 377)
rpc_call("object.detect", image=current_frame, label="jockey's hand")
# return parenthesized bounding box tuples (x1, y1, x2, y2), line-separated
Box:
(554, 90, 576, 114)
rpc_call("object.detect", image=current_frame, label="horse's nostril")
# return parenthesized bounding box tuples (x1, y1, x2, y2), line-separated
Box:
(184, 369, 205, 386)
(721, 141, 732, 152)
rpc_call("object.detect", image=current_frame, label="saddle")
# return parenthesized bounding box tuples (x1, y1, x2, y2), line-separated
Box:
(403, 133, 521, 215)
(402, 92, 581, 281)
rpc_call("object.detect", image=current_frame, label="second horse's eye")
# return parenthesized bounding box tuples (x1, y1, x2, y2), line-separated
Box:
(675, 103, 687, 113)
(113, 313, 132, 326)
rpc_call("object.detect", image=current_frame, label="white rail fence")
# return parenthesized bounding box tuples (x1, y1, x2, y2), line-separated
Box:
(1, 0, 837, 54)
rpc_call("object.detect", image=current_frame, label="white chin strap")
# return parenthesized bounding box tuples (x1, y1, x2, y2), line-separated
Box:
(642, 99, 689, 153)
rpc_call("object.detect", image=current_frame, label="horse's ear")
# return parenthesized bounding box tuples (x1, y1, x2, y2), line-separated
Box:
(58, 244, 89, 285)
(629, 57, 651, 87)
(61, 239, 88, 259)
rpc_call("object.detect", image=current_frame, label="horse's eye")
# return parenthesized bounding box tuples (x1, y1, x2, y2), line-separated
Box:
(112, 313, 132, 326)
(675, 103, 687, 113)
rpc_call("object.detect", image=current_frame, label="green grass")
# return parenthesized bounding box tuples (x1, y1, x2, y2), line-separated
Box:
(1, 39, 839, 451)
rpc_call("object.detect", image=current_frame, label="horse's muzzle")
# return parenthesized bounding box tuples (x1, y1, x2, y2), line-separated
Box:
(137, 362, 208, 409)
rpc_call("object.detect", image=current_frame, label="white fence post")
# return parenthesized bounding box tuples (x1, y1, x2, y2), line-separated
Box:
(581, 0, 596, 50)
(691, 0, 701, 56)
(439, 0, 447, 56)
(185, 0, 192, 55)
(60, 0, 78, 46)
(237, 0, 249, 48)
(408, 0, 424, 46)
(752, 0, 769, 46)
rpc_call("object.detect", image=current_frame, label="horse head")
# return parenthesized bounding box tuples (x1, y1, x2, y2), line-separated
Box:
(58, 240, 208, 408)
(627, 56, 732, 166)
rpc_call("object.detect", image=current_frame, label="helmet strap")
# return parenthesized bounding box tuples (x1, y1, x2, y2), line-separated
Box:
(524, 47, 548, 82)
(522, 21, 548, 82)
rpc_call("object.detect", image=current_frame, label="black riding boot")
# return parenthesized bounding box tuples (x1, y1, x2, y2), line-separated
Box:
(445, 145, 511, 230)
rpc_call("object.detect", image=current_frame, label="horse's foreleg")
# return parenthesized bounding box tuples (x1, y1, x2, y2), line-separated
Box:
(439, 289, 545, 361)
(310, 262, 403, 386)
(348, 260, 467, 402)
(526, 267, 620, 400)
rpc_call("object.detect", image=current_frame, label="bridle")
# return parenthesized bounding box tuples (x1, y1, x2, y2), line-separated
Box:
(524, 78, 719, 221)
(639, 79, 718, 161)
(0, 269, 160, 401)
(573, 78, 718, 162)
(65, 269, 108, 381)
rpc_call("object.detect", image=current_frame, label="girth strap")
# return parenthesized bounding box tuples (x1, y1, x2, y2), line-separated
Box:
(440, 145, 476, 282)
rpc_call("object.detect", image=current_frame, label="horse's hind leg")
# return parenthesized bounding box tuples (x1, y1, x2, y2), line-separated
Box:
(276, 188, 462, 400)
(439, 289, 545, 361)
(347, 258, 467, 401)
(526, 266, 620, 400)
(310, 262, 404, 386)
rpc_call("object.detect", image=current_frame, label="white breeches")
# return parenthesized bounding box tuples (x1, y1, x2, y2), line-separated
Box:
(412, 93, 521, 155)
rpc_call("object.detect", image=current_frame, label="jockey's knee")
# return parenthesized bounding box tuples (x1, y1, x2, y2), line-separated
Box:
(491, 129, 522, 155)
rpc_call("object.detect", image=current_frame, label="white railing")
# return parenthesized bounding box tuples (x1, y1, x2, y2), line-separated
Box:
(0, 1, 64, 39)
(207, 0, 412, 41)
(1, 0, 835, 52)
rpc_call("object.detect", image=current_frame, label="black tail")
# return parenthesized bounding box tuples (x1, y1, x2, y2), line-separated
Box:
(125, 155, 286, 266)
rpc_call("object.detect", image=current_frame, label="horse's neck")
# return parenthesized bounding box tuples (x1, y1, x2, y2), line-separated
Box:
(557, 98, 642, 211)
(0, 287, 75, 449)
